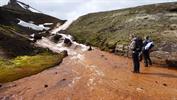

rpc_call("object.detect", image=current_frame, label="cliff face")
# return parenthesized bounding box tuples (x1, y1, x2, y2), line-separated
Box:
(0, 1, 66, 58)
(67, 2, 177, 67)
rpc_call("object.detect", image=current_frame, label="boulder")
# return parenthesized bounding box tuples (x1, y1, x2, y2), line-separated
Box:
(151, 51, 177, 67)
(88, 46, 92, 51)
(51, 34, 62, 43)
(64, 38, 72, 47)
(33, 33, 42, 42)
(115, 44, 129, 56)
(61, 50, 68, 57)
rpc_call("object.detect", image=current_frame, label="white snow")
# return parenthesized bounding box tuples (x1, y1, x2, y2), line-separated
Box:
(17, 2, 26, 9)
(17, 2, 40, 13)
(18, 19, 50, 31)
(30, 34, 35, 37)
(44, 23, 53, 25)
(28, 7, 40, 13)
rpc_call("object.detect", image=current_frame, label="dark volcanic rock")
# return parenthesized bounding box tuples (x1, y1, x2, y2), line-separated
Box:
(50, 34, 62, 43)
(64, 38, 72, 47)
(33, 33, 42, 41)
(44, 84, 48, 88)
(61, 50, 68, 57)
(88, 46, 92, 51)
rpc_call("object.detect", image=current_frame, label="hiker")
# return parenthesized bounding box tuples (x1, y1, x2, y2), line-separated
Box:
(129, 36, 143, 73)
(143, 36, 154, 67)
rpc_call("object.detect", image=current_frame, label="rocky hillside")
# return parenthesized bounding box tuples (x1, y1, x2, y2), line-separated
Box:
(67, 2, 177, 67)
(0, 0, 66, 58)
(0, 0, 68, 83)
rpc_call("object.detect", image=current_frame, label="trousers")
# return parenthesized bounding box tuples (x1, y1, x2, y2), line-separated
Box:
(132, 51, 140, 73)
(143, 50, 152, 67)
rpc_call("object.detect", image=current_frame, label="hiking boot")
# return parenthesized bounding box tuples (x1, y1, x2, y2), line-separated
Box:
(132, 71, 140, 73)
(144, 64, 148, 67)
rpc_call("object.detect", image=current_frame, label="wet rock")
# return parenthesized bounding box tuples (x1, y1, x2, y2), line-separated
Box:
(44, 84, 48, 88)
(163, 83, 167, 87)
(51, 34, 62, 43)
(64, 38, 72, 47)
(62, 78, 66, 81)
(33, 33, 43, 42)
(101, 54, 104, 57)
(169, 24, 177, 30)
(151, 51, 177, 67)
(61, 50, 68, 57)
(115, 44, 129, 56)
(58, 30, 67, 34)
(88, 46, 92, 51)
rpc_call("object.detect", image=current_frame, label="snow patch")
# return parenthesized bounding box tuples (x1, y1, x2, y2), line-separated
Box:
(18, 19, 50, 31)
(17, 2, 40, 13)
(44, 23, 53, 25)
(28, 7, 40, 13)
(17, 2, 26, 9)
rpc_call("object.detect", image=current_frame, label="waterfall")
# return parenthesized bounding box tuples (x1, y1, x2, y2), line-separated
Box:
(35, 21, 89, 57)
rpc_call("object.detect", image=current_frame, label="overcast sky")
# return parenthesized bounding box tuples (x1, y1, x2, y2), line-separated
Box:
(1, 0, 177, 20)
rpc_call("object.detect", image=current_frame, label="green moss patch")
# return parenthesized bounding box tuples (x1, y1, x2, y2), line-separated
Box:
(0, 52, 66, 83)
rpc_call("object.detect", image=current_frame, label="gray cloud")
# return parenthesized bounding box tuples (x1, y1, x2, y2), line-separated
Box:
(1, 0, 177, 20)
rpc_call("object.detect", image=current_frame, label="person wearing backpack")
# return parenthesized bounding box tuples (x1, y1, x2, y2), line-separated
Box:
(129, 36, 143, 73)
(143, 36, 154, 67)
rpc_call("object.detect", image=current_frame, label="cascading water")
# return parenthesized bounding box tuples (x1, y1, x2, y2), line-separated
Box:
(35, 21, 89, 60)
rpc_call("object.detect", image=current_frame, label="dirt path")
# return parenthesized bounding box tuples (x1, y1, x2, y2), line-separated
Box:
(0, 49, 177, 100)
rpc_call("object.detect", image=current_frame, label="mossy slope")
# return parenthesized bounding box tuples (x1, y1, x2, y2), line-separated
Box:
(67, 2, 177, 67)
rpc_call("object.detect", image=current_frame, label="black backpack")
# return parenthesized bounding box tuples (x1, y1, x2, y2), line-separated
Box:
(134, 37, 143, 52)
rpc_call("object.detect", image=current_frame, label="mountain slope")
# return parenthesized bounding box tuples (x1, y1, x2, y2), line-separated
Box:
(0, 0, 66, 58)
(67, 2, 177, 67)
(0, 0, 67, 83)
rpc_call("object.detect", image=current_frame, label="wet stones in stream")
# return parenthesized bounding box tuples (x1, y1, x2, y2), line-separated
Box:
(44, 84, 48, 88)
(62, 50, 68, 57)
(64, 38, 72, 47)
(33, 33, 43, 42)
(163, 83, 167, 87)
(88, 46, 93, 51)
(101, 54, 108, 60)
(51, 34, 62, 43)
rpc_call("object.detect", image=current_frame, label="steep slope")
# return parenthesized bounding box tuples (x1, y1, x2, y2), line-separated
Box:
(67, 2, 177, 67)
(0, 0, 67, 82)
(0, 0, 66, 58)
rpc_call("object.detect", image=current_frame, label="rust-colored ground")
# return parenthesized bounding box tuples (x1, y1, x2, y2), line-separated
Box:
(0, 49, 177, 100)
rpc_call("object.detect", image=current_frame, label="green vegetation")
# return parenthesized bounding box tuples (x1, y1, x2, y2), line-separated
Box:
(0, 52, 66, 83)
(0, 1, 68, 83)
(67, 2, 177, 52)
